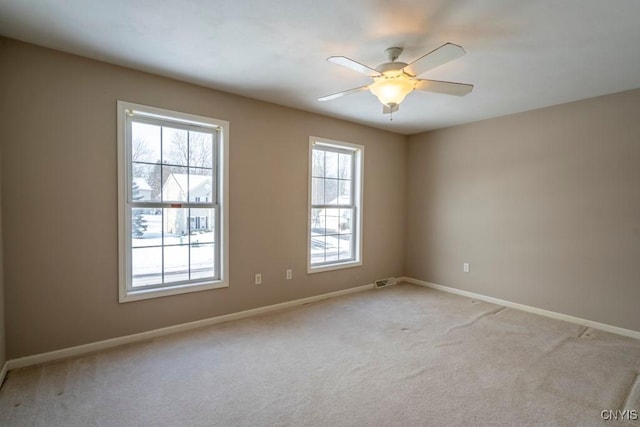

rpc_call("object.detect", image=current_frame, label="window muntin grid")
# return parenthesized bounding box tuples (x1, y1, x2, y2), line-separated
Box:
(310, 143, 360, 268)
(119, 102, 228, 301)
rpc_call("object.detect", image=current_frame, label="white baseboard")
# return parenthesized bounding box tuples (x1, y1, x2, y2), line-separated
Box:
(0, 361, 7, 387)
(400, 277, 640, 341)
(6, 283, 375, 371)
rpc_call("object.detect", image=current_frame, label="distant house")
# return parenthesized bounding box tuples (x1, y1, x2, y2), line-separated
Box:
(132, 177, 152, 200)
(162, 173, 213, 235)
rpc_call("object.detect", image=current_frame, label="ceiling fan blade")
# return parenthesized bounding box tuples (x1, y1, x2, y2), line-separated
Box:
(318, 86, 369, 101)
(383, 104, 399, 114)
(403, 43, 466, 77)
(328, 56, 381, 77)
(415, 79, 473, 96)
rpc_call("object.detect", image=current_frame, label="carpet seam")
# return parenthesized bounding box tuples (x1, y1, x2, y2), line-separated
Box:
(443, 306, 505, 335)
(577, 326, 590, 338)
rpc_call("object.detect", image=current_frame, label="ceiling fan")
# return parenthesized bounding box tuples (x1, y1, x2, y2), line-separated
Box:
(318, 43, 473, 115)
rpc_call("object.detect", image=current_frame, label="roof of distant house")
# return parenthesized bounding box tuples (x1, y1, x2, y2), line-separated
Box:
(163, 173, 211, 195)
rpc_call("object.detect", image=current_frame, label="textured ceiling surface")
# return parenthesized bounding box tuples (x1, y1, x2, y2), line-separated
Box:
(1, 0, 640, 134)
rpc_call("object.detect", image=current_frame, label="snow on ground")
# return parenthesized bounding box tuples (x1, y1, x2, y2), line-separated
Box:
(132, 214, 354, 286)
(132, 214, 215, 287)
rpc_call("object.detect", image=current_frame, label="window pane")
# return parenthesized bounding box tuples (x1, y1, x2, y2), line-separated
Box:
(162, 127, 189, 166)
(325, 179, 338, 205)
(190, 243, 215, 280)
(312, 178, 325, 205)
(162, 166, 188, 202)
(310, 208, 323, 233)
(132, 208, 163, 247)
(131, 122, 161, 163)
(339, 208, 353, 234)
(188, 168, 214, 203)
(338, 153, 352, 179)
(325, 234, 340, 263)
(338, 180, 351, 204)
(164, 245, 189, 283)
(338, 234, 353, 261)
(131, 208, 149, 241)
(132, 247, 162, 287)
(163, 208, 189, 244)
(189, 208, 214, 243)
(310, 235, 325, 265)
(325, 151, 338, 178)
(189, 131, 213, 168)
(312, 149, 324, 177)
(325, 208, 340, 233)
(132, 163, 161, 202)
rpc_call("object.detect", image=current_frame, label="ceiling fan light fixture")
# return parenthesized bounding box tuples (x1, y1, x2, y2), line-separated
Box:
(369, 73, 415, 107)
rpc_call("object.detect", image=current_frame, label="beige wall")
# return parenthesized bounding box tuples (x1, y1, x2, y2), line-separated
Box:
(406, 89, 640, 332)
(2, 35, 638, 361)
(0, 150, 5, 369)
(0, 38, 407, 359)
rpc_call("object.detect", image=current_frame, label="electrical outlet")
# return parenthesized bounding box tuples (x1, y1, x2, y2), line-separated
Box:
(255, 273, 262, 285)
(286, 269, 292, 280)
(463, 263, 470, 273)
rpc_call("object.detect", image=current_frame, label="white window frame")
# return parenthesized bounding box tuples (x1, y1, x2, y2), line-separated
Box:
(117, 101, 229, 302)
(307, 136, 364, 273)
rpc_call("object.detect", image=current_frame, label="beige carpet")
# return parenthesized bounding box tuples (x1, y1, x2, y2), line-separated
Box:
(1, 284, 639, 426)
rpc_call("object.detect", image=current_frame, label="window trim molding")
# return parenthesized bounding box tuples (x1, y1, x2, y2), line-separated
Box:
(117, 100, 229, 302)
(307, 136, 364, 274)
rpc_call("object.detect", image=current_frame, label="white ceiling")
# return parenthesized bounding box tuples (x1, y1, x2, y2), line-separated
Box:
(2, 0, 640, 135)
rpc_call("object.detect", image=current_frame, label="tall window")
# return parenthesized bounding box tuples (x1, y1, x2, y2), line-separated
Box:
(308, 137, 363, 272)
(117, 101, 229, 302)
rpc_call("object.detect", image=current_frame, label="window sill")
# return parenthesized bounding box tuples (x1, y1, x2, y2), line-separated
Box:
(307, 260, 362, 274)
(119, 280, 228, 303)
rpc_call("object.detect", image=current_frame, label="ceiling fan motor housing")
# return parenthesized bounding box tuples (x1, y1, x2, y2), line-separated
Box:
(385, 46, 403, 62)
(376, 61, 410, 75)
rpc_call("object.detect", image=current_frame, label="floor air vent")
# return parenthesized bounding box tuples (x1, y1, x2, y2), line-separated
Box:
(375, 277, 397, 288)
